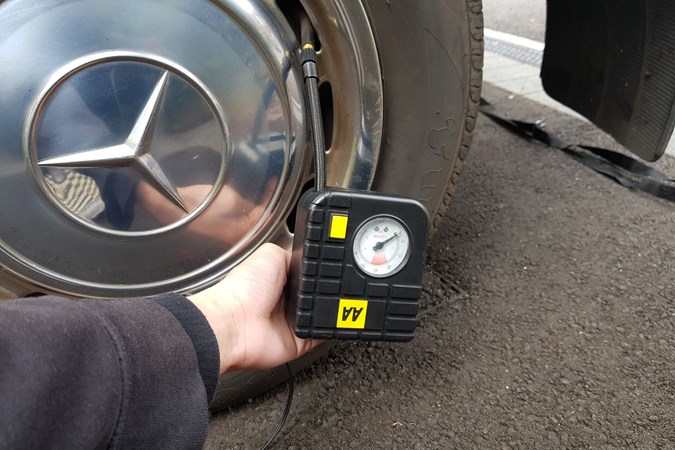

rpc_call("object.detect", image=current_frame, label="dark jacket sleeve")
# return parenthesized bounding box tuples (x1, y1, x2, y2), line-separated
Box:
(0, 293, 219, 450)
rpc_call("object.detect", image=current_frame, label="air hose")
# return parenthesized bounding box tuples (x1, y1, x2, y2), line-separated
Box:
(260, 24, 325, 450)
(300, 17, 327, 192)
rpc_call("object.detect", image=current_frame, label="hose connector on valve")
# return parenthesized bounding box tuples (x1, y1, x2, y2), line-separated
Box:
(301, 44, 318, 80)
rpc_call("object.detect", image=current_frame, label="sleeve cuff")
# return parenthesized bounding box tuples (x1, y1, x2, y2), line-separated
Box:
(153, 293, 220, 402)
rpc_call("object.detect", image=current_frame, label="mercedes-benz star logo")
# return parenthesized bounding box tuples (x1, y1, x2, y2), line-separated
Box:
(29, 53, 228, 236)
(38, 70, 190, 213)
(38, 71, 189, 213)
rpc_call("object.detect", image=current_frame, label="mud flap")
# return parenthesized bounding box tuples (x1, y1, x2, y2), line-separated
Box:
(542, 0, 675, 161)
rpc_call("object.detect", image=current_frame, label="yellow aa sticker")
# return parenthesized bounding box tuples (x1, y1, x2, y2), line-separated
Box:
(336, 299, 368, 329)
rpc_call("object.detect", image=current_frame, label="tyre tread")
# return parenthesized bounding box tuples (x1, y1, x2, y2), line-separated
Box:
(431, 0, 484, 235)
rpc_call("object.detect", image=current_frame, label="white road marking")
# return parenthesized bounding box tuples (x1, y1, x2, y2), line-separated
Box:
(484, 28, 545, 52)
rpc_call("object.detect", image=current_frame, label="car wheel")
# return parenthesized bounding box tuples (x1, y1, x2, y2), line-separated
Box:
(210, 0, 484, 411)
(0, 0, 483, 409)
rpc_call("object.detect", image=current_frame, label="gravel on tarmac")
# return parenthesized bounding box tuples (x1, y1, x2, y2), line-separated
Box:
(205, 84, 675, 449)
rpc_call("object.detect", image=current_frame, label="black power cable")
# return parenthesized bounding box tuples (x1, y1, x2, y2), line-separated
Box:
(479, 98, 675, 202)
(259, 22, 326, 449)
(260, 363, 295, 450)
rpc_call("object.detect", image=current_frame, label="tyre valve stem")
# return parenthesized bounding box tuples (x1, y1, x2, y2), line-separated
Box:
(300, 42, 327, 192)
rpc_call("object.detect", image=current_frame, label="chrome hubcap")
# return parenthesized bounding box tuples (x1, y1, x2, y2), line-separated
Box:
(31, 53, 229, 236)
(0, 0, 382, 297)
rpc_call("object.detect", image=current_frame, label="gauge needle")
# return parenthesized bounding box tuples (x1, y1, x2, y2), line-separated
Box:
(372, 232, 399, 252)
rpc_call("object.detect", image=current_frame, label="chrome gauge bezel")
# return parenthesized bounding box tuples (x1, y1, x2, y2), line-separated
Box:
(351, 215, 412, 278)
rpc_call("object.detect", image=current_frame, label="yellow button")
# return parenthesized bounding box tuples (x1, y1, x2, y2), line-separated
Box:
(329, 214, 348, 239)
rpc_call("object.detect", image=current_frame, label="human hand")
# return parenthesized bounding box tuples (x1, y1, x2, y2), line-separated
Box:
(188, 243, 322, 374)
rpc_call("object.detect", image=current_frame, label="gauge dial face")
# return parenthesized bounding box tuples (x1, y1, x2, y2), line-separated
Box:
(353, 216, 411, 278)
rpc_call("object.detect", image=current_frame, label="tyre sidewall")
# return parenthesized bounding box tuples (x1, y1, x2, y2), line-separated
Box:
(365, 0, 483, 231)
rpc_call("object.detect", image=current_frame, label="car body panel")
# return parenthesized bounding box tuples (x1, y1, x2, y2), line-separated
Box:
(542, 0, 675, 161)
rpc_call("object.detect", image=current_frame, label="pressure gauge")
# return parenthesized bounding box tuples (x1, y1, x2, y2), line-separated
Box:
(289, 189, 428, 341)
(353, 216, 411, 278)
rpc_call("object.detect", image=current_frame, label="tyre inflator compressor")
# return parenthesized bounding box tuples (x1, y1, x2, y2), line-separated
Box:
(286, 42, 429, 341)
(260, 35, 429, 450)
(287, 189, 428, 341)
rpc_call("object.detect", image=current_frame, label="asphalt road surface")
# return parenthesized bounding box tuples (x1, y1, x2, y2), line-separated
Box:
(207, 3, 675, 447)
(205, 82, 675, 448)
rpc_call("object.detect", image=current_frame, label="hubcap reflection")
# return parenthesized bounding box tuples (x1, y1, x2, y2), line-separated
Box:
(31, 55, 228, 235)
(0, 0, 306, 296)
(0, 0, 383, 298)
